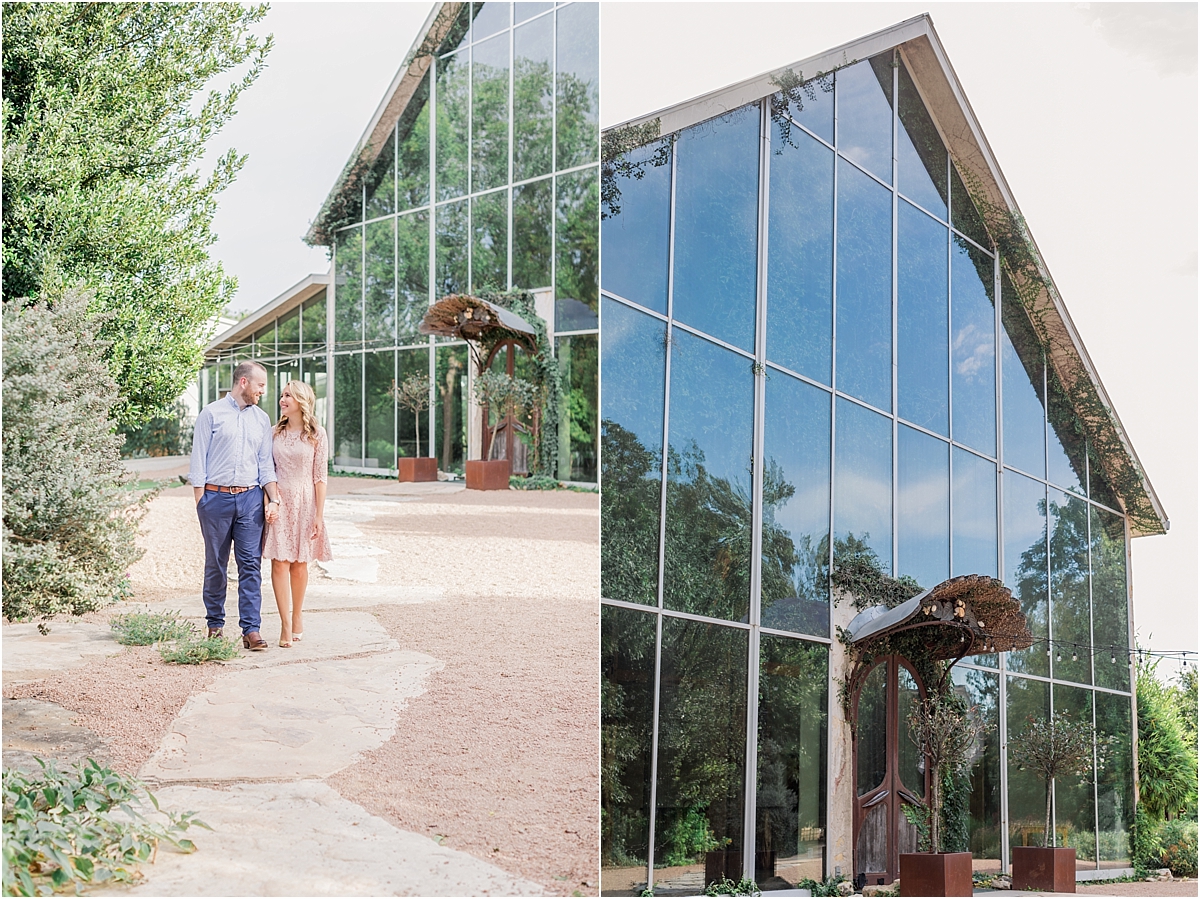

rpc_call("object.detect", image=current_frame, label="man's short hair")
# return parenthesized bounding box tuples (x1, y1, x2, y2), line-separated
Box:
(231, 360, 267, 385)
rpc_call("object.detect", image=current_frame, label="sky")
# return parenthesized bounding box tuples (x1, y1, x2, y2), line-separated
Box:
(205, 2, 1197, 670)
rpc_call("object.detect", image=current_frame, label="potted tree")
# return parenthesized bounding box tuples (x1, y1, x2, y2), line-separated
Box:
(467, 369, 532, 490)
(1007, 711, 1095, 893)
(390, 374, 437, 482)
(899, 693, 980, 897)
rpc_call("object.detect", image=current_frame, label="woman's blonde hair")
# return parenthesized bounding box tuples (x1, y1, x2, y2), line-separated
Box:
(275, 380, 321, 444)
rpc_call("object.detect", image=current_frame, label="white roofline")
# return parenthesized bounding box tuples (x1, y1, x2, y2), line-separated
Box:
(206, 273, 329, 354)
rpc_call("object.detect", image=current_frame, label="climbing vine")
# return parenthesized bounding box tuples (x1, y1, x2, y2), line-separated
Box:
(601, 119, 670, 220)
(768, 62, 844, 154)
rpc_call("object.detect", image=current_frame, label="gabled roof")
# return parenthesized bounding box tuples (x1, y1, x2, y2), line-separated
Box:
(206, 273, 328, 354)
(306, 2, 465, 246)
(603, 14, 1167, 537)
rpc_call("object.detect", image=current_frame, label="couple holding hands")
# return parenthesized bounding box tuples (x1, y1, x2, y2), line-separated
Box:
(187, 361, 333, 650)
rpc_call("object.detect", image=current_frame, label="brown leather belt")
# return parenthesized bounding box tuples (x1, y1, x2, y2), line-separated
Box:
(205, 484, 255, 494)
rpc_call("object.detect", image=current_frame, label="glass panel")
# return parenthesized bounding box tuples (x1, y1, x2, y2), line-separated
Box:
(471, 189, 508, 292)
(1046, 375, 1086, 495)
(255, 321, 276, 359)
(601, 605, 656, 895)
(601, 140, 671, 315)
(856, 662, 888, 796)
(762, 372, 831, 637)
(365, 130, 395, 220)
(663, 331, 753, 622)
(472, 32, 509, 194)
(897, 200, 949, 434)
(951, 237, 996, 455)
(896, 61, 947, 218)
(397, 73, 431, 212)
(513, 13, 553, 182)
(435, 344, 468, 473)
(395, 348, 429, 461)
(1094, 691, 1133, 867)
(365, 350, 396, 469)
(951, 667, 1001, 869)
(655, 617, 747, 878)
(437, 3, 471, 55)
(1087, 443, 1121, 513)
(773, 72, 833, 147)
(1049, 489, 1091, 685)
(898, 425, 949, 591)
(261, 363, 277, 418)
(673, 107, 759, 352)
(515, 2, 552, 24)
(277, 309, 300, 358)
(365, 218, 396, 349)
(757, 636, 828, 887)
(836, 56, 893, 184)
(897, 665, 925, 797)
(302, 353, 328, 434)
(767, 122, 833, 384)
(952, 447, 998, 579)
(557, 333, 597, 482)
(435, 200, 468, 297)
(1006, 675, 1050, 852)
(1091, 506, 1130, 692)
(513, 178, 552, 290)
(333, 352, 363, 466)
(950, 165, 989, 249)
(556, 166, 599, 331)
(1053, 684, 1096, 868)
(334, 227, 362, 351)
(301, 292, 327, 356)
(1003, 471, 1048, 677)
(601, 297, 665, 606)
(834, 398, 892, 572)
(556, 1, 599, 170)
(471, 1, 509, 42)
(836, 157, 892, 411)
(1001, 273, 1045, 479)
(396, 210, 430, 345)
(435, 51, 469, 201)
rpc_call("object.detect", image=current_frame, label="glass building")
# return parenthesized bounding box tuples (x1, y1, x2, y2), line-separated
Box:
(599, 17, 1166, 895)
(203, 1, 599, 482)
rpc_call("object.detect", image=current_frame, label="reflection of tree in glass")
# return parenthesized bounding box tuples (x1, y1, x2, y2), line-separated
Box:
(600, 420, 660, 604)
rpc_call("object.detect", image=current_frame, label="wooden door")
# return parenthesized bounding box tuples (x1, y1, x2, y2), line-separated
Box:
(852, 656, 929, 886)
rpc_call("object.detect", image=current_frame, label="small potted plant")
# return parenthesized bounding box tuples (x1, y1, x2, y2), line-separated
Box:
(899, 692, 980, 896)
(390, 374, 436, 482)
(1008, 711, 1095, 893)
(467, 369, 532, 489)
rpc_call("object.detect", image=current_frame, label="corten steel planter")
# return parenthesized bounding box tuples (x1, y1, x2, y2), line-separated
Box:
(396, 457, 437, 482)
(1011, 846, 1076, 893)
(465, 459, 510, 490)
(899, 852, 973, 896)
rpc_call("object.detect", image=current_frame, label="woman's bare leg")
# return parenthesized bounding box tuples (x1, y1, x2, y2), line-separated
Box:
(290, 562, 309, 637)
(271, 559, 293, 644)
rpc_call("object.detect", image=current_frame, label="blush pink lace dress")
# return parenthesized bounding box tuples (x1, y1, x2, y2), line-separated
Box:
(261, 426, 333, 562)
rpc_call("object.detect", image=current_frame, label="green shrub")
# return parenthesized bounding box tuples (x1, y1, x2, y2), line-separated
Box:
(117, 400, 193, 458)
(1156, 819, 1198, 878)
(659, 805, 719, 867)
(1133, 804, 1163, 872)
(109, 610, 194, 645)
(511, 475, 561, 491)
(796, 874, 849, 897)
(158, 635, 240, 664)
(703, 876, 760, 897)
(2, 758, 206, 896)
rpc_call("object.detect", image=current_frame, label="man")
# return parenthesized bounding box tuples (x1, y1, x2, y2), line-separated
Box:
(188, 360, 281, 650)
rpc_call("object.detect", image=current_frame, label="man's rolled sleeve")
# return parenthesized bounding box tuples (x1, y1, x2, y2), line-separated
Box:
(188, 408, 213, 487)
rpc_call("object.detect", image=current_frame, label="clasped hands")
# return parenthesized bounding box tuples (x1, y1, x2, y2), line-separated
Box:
(265, 501, 280, 525)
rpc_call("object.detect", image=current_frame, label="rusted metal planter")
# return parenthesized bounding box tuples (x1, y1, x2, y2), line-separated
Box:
(899, 852, 972, 896)
(397, 457, 437, 482)
(1011, 846, 1076, 893)
(466, 459, 510, 490)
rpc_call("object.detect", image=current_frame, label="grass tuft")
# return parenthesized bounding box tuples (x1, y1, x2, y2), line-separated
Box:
(158, 635, 241, 664)
(109, 609, 194, 645)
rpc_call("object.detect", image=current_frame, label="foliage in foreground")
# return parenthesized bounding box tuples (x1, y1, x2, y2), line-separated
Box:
(703, 876, 760, 897)
(2, 288, 148, 624)
(796, 874, 849, 897)
(158, 636, 241, 665)
(1137, 655, 1198, 821)
(118, 400, 194, 459)
(109, 611, 194, 646)
(1155, 819, 1199, 879)
(2, 758, 206, 896)
(510, 475, 562, 491)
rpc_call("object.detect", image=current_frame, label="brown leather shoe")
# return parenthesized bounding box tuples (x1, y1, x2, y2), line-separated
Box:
(242, 631, 268, 651)
(207, 627, 223, 639)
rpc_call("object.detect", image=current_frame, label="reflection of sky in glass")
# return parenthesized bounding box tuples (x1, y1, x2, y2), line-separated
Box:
(471, 1, 510, 42)
(1050, 488, 1091, 685)
(767, 121, 833, 383)
(1003, 470, 1048, 677)
(897, 63, 947, 219)
(836, 58, 892, 184)
(1000, 300, 1045, 479)
(673, 108, 759, 350)
(513, 13, 552, 183)
(836, 159, 892, 411)
(951, 239, 996, 455)
(601, 297, 665, 461)
(471, 32, 509, 193)
(835, 399, 892, 569)
(788, 73, 833, 145)
(898, 425, 949, 590)
(898, 201, 949, 434)
(602, 141, 670, 314)
(1091, 505, 1129, 692)
(952, 447, 997, 578)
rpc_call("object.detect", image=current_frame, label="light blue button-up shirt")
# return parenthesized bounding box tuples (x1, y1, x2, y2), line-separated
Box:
(188, 394, 278, 488)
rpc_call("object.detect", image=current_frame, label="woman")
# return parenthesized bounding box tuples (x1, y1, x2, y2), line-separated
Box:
(262, 380, 332, 647)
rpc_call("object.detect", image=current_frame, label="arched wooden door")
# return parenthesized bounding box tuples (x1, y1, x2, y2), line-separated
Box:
(852, 655, 929, 886)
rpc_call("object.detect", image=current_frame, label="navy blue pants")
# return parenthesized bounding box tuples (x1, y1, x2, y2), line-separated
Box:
(196, 487, 264, 635)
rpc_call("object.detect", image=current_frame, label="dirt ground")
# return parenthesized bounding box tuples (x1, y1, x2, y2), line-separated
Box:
(6, 478, 600, 896)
